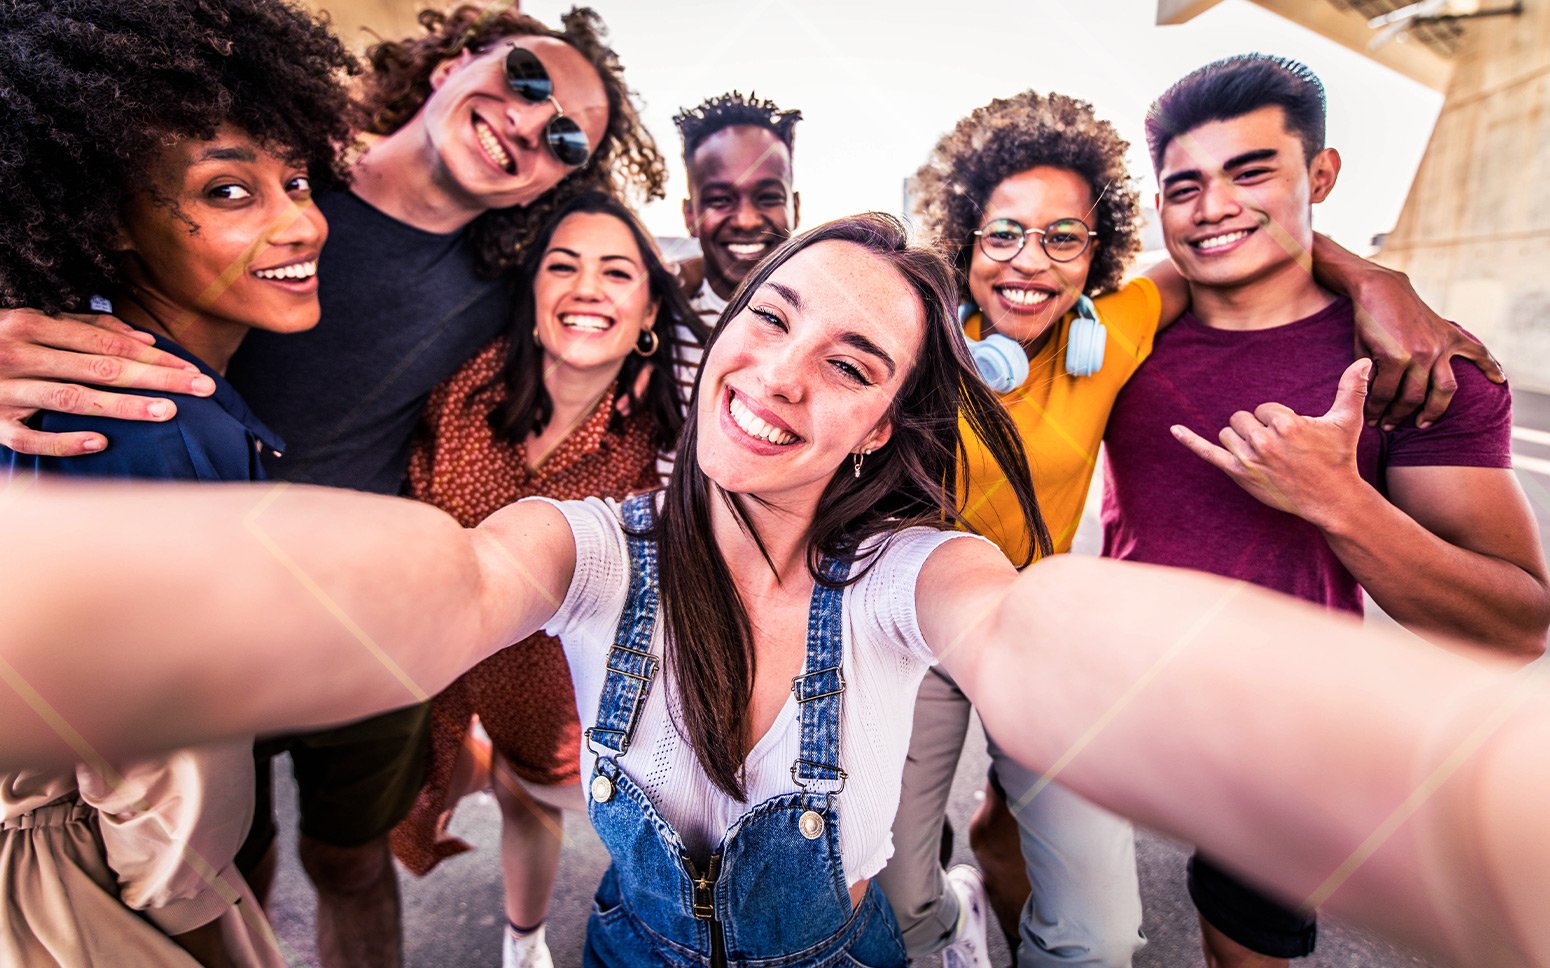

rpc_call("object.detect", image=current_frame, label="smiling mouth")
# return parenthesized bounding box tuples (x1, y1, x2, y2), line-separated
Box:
(473, 116, 515, 174)
(559, 312, 614, 333)
(1192, 228, 1254, 252)
(722, 240, 771, 261)
(728, 389, 799, 445)
(253, 259, 318, 282)
(995, 286, 1054, 309)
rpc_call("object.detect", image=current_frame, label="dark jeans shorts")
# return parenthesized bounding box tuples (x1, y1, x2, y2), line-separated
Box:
(1188, 853, 1317, 959)
(236, 702, 431, 870)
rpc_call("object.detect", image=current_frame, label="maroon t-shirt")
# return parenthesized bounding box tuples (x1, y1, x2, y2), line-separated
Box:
(1101, 297, 1513, 614)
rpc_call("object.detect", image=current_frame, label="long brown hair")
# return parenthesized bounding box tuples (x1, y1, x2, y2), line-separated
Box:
(652, 213, 1051, 799)
(484, 191, 692, 450)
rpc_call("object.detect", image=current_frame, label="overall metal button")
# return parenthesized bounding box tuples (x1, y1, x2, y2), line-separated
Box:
(590, 775, 614, 803)
(798, 810, 825, 840)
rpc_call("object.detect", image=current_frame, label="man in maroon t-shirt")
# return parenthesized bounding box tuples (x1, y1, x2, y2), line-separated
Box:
(1102, 54, 1550, 968)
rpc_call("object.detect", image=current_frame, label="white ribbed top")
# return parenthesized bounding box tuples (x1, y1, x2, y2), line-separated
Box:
(535, 495, 983, 883)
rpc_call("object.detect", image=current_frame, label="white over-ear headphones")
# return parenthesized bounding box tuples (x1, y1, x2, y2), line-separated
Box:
(1064, 295, 1106, 377)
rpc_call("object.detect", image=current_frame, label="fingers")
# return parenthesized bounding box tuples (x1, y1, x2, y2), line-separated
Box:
(0, 379, 179, 423)
(1327, 358, 1374, 426)
(0, 340, 213, 396)
(1448, 338, 1507, 385)
(1170, 424, 1237, 474)
(1364, 355, 1404, 426)
(1413, 355, 1461, 430)
(2, 311, 196, 372)
(0, 412, 108, 458)
(1252, 401, 1298, 427)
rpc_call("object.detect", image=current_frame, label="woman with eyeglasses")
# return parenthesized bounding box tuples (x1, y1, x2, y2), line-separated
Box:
(388, 191, 694, 968)
(881, 90, 1505, 967)
(1, 214, 1543, 968)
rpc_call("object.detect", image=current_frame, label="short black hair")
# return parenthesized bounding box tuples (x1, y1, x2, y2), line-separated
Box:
(673, 91, 802, 168)
(0, 0, 358, 314)
(1146, 53, 1327, 172)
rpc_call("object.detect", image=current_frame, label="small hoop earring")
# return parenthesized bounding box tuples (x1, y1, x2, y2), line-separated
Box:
(852, 447, 872, 479)
(635, 328, 659, 357)
(532, 328, 542, 348)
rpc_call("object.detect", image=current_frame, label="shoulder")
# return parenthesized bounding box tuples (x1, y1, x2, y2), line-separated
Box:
(1096, 277, 1164, 334)
(1387, 352, 1513, 468)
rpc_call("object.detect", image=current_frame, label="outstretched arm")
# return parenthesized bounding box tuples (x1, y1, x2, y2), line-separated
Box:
(0, 479, 574, 765)
(917, 538, 1550, 967)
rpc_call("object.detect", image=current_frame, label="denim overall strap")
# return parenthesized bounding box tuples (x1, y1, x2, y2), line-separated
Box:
(789, 555, 850, 797)
(585, 494, 660, 760)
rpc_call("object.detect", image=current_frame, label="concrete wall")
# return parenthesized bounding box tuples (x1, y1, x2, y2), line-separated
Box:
(1375, 0, 1550, 389)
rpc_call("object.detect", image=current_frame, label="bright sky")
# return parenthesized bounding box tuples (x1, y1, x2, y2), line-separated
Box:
(520, 0, 1443, 255)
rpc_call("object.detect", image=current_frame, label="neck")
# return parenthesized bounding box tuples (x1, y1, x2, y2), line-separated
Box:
(112, 286, 241, 375)
(706, 271, 737, 303)
(540, 357, 623, 432)
(1189, 259, 1336, 331)
(349, 125, 488, 234)
(708, 485, 815, 595)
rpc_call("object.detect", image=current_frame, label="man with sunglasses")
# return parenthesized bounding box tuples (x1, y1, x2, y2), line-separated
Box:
(0, 7, 664, 968)
(1103, 54, 1547, 968)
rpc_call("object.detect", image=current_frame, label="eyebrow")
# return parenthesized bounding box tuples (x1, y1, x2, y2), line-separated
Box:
(195, 146, 259, 163)
(1161, 147, 1280, 189)
(764, 281, 897, 378)
(546, 246, 641, 266)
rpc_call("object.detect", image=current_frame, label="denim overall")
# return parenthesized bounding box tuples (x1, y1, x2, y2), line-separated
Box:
(581, 496, 908, 968)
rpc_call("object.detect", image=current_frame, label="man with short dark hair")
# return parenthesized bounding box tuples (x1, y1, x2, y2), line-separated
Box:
(1103, 53, 1550, 968)
(668, 91, 802, 407)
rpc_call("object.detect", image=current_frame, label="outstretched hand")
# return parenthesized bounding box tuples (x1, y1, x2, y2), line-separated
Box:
(1171, 359, 1371, 527)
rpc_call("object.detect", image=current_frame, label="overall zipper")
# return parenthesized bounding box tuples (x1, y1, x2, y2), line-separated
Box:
(683, 850, 726, 967)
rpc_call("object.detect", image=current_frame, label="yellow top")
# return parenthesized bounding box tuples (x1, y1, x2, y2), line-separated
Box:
(959, 276, 1163, 563)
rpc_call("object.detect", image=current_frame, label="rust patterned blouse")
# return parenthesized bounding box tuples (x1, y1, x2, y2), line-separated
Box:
(391, 335, 661, 876)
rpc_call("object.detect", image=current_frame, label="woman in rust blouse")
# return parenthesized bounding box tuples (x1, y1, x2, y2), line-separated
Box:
(392, 191, 699, 968)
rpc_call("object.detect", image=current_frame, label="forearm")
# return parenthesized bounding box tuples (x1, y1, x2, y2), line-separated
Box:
(962, 555, 1549, 966)
(1319, 485, 1550, 657)
(1310, 232, 1395, 299)
(2, 479, 497, 765)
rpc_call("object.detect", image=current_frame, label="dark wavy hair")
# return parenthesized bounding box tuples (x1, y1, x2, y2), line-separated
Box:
(484, 191, 690, 450)
(1146, 53, 1327, 171)
(0, 0, 359, 314)
(360, 5, 667, 277)
(911, 91, 1141, 301)
(654, 213, 1051, 799)
(673, 90, 803, 167)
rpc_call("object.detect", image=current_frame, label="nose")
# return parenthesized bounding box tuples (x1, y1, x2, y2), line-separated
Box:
(730, 196, 763, 233)
(756, 341, 805, 403)
(1195, 177, 1242, 224)
(266, 195, 327, 250)
(571, 263, 605, 301)
(507, 96, 559, 152)
(1007, 233, 1054, 275)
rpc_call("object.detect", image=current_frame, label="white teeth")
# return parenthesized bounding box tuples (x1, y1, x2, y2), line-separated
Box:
(728, 393, 797, 445)
(1196, 229, 1250, 251)
(726, 242, 767, 258)
(474, 118, 513, 173)
(560, 313, 612, 332)
(997, 287, 1052, 307)
(254, 260, 317, 281)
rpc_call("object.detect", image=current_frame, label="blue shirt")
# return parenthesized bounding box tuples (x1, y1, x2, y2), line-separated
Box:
(3, 331, 282, 482)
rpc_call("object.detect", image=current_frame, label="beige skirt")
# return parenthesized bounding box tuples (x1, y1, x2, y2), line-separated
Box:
(0, 797, 284, 968)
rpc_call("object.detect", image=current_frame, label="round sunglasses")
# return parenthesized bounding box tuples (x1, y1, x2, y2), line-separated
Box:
(503, 45, 591, 168)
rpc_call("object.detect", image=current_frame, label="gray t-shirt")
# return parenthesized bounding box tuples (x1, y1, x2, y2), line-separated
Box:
(227, 191, 511, 494)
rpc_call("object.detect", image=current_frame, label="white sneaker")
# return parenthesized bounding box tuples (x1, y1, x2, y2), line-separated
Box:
(940, 864, 992, 968)
(502, 923, 553, 968)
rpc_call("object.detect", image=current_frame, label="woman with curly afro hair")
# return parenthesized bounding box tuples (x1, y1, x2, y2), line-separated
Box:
(0, 0, 355, 965)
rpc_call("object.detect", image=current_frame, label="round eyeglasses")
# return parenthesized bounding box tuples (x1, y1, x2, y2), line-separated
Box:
(972, 217, 1097, 264)
(504, 46, 591, 168)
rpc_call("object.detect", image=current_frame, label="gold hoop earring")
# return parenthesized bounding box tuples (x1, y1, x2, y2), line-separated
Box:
(532, 328, 542, 348)
(635, 328, 659, 357)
